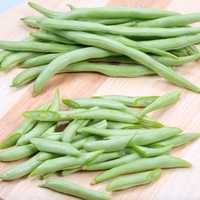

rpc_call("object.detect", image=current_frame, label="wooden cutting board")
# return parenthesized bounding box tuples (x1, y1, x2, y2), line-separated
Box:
(1, 0, 200, 199)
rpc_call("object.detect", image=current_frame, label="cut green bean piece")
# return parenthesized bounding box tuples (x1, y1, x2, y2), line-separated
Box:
(83, 153, 140, 171)
(30, 151, 101, 176)
(153, 133, 200, 148)
(107, 169, 161, 191)
(93, 155, 191, 184)
(31, 138, 80, 156)
(0, 41, 78, 53)
(62, 119, 89, 142)
(23, 108, 139, 123)
(137, 13, 200, 27)
(132, 145, 172, 157)
(94, 95, 159, 107)
(139, 91, 181, 117)
(0, 152, 55, 180)
(41, 179, 111, 200)
(63, 98, 127, 110)
(84, 136, 133, 152)
(0, 144, 37, 162)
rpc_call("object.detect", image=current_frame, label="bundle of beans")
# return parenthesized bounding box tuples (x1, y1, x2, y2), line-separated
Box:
(0, 90, 199, 200)
(1, 2, 200, 94)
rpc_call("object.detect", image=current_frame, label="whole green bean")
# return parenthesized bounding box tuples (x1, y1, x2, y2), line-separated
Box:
(30, 151, 101, 176)
(93, 155, 191, 184)
(58, 31, 200, 92)
(62, 119, 89, 143)
(21, 53, 63, 68)
(31, 138, 80, 156)
(0, 41, 78, 53)
(30, 31, 74, 44)
(33, 47, 115, 94)
(40, 18, 200, 38)
(137, 13, 200, 27)
(83, 153, 140, 171)
(0, 152, 55, 180)
(107, 169, 161, 191)
(41, 179, 111, 200)
(152, 133, 200, 148)
(23, 108, 139, 123)
(133, 145, 172, 157)
(94, 95, 159, 107)
(28, 2, 66, 18)
(61, 7, 178, 19)
(1, 52, 40, 71)
(140, 34, 200, 51)
(139, 91, 181, 117)
(21, 16, 42, 28)
(63, 98, 127, 110)
(0, 144, 37, 161)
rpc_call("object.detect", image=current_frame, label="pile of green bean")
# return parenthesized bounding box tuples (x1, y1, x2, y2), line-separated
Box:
(1, 2, 200, 94)
(0, 89, 199, 200)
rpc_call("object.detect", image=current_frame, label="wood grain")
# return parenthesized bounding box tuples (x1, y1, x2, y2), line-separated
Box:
(1, 0, 200, 200)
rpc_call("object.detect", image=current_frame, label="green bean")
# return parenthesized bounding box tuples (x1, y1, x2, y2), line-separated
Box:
(0, 144, 37, 162)
(58, 31, 200, 92)
(0, 152, 55, 181)
(30, 151, 101, 176)
(33, 47, 115, 94)
(1, 52, 40, 71)
(78, 127, 181, 138)
(152, 133, 200, 148)
(107, 122, 140, 129)
(62, 119, 89, 142)
(0, 51, 11, 64)
(94, 95, 159, 107)
(137, 13, 200, 27)
(61, 7, 178, 19)
(72, 120, 108, 141)
(139, 91, 181, 117)
(89, 18, 131, 25)
(84, 136, 133, 152)
(40, 18, 200, 38)
(0, 104, 50, 149)
(31, 138, 80, 156)
(132, 145, 172, 157)
(21, 53, 63, 68)
(107, 169, 161, 191)
(63, 98, 128, 110)
(28, 2, 66, 18)
(62, 168, 81, 176)
(45, 132, 62, 141)
(41, 179, 111, 200)
(41, 125, 56, 137)
(93, 155, 191, 184)
(140, 34, 200, 51)
(30, 31, 74, 44)
(107, 35, 177, 58)
(72, 136, 96, 149)
(16, 122, 54, 145)
(24, 108, 139, 123)
(83, 153, 140, 171)
(21, 16, 42, 28)
(0, 41, 78, 53)
(89, 152, 124, 164)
